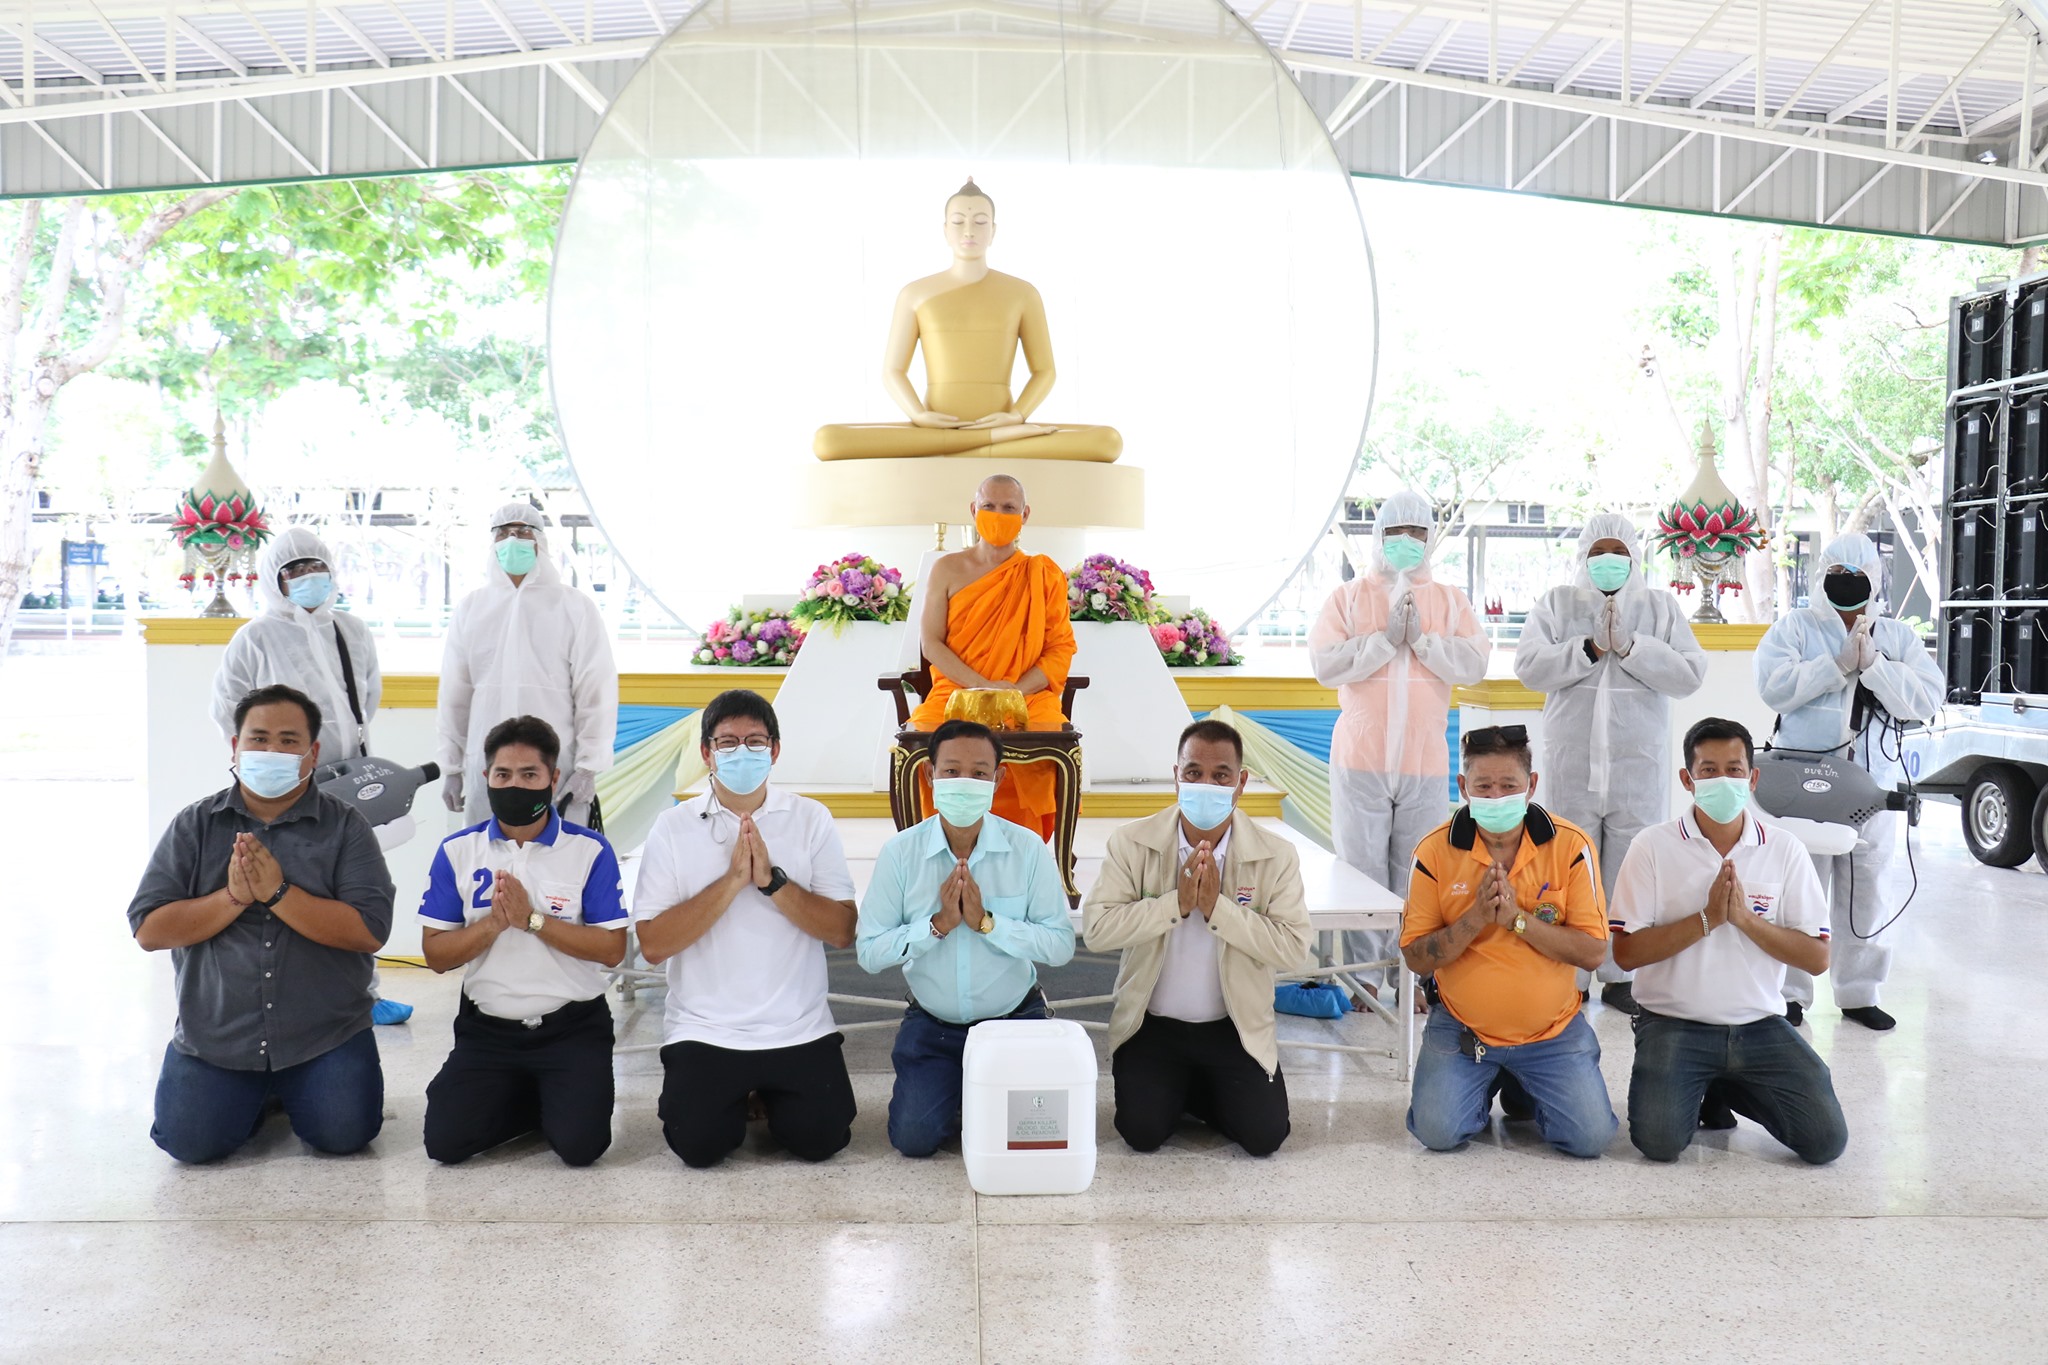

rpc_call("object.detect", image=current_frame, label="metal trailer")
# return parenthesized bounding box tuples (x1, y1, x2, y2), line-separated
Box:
(1906, 271, 2048, 870)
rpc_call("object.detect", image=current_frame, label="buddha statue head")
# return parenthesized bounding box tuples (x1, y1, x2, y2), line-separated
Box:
(944, 177, 996, 263)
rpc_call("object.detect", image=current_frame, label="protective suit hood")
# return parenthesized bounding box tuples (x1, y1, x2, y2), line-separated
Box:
(1817, 531, 1884, 613)
(1574, 512, 1646, 596)
(488, 501, 562, 590)
(255, 526, 337, 622)
(1370, 489, 1438, 583)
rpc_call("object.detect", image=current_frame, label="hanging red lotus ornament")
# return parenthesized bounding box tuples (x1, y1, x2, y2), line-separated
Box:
(1650, 424, 1766, 624)
(169, 414, 271, 617)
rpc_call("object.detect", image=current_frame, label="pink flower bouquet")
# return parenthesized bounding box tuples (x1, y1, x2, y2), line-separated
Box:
(1067, 553, 1157, 623)
(790, 552, 911, 632)
(694, 607, 806, 667)
(1155, 609, 1238, 668)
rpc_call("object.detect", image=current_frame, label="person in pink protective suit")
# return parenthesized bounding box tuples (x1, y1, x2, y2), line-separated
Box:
(1310, 490, 1489, 988)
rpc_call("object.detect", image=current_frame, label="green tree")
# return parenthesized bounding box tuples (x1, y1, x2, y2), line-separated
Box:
(0, 169, 568, 657)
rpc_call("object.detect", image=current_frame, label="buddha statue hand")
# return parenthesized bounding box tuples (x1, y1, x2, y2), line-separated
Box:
(912, 410, 966, 429)
(958, 411, 1025, 431)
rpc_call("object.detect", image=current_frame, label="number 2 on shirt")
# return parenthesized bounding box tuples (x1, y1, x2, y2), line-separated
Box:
(471, 867, 494, 910)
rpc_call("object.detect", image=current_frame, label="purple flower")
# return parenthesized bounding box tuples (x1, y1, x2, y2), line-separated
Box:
(840, 569, 872, 595)
(731, 640, 756, 664)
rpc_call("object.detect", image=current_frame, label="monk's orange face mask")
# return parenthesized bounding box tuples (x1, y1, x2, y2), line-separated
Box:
(975, 509, 1023, 547)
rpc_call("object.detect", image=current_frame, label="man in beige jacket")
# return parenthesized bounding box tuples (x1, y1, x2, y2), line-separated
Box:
(1084, 720, 1314, 1156)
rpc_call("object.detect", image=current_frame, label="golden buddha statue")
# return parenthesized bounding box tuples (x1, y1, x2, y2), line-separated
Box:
(813, 179, 1122, 464)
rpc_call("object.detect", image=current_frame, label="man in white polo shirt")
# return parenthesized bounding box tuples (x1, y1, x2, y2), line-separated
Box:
(419, 716, 629, 1166)
(1611, 717, 1848, 1165)
(633, 689, 859, 1168)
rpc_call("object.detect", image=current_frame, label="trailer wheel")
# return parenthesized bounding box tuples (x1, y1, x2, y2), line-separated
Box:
(2032, 787, 2048, 876)
(1963, 764, 2037, 867)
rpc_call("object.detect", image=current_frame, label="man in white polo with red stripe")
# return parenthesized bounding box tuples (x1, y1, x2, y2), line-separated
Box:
(1610, 716, 1848, 1165)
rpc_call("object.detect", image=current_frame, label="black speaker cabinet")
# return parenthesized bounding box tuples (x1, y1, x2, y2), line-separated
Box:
(2005, 502, 2047, 601)
(1961, 296, 2008, 389)
(1952, 403, 1999, 500)
(1950, 504, 2001, 602)
(2013, 395, 2048, 495)
(1947, 608, 1998, 702)
(2003, 609, 2047, 694)
(2018, 283, 2048, 379)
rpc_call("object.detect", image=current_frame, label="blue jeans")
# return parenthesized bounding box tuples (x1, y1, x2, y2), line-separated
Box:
(151, 1027, 384, 1163)
(1628, 1008, 1848, 1165)
(1408, 1008, 1617, 1158)
(887, 992, 1047, 1158)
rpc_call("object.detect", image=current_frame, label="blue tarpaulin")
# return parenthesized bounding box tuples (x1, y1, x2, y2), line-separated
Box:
(616, 704, 694, 752)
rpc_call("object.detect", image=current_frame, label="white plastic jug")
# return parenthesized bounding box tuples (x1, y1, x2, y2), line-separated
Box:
(961, 1017, 1098, 1196)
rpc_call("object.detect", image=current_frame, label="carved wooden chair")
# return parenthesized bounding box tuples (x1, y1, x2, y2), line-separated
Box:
(877, 661, 1089, 906)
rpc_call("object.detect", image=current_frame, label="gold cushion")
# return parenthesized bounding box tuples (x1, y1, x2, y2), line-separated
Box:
(944, 688, 1030, 731)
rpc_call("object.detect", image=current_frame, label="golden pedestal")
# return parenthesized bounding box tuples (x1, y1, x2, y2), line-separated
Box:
(796, 457, 1145, 530)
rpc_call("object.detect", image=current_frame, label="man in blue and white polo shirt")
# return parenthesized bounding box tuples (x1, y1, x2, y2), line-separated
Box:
(1611, 717, 1847, 1165)
(420, 715, 628, 1166)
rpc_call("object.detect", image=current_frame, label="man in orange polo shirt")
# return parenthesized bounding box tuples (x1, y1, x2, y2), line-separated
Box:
(1401, 725, 1618, 1158)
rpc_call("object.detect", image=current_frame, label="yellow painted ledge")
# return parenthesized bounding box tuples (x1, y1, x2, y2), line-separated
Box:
(141, 616, 246, 645)
(1454, 678, 1546, 711)
(364, 671, 1338, 711)
(1691, 622, 1769, 650)
(687, 789, 1288, 819)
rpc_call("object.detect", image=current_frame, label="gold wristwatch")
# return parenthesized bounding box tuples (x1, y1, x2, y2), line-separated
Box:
(976, 911, 995, 934)
(528, 909, 547, 934)
(1511, 911, 1528, 936)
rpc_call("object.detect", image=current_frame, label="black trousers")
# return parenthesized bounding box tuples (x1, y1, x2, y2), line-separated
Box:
(1111, 1013, 1291, 1157)
(423, 994, 616, 1167)
(658, 1033, 856, 1169)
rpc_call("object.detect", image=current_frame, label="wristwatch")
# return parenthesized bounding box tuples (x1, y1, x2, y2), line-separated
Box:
(763, 865, 790, 897)
(527, 909, 547, 934)
(261, 880, 290, 910)
(976, 911, 995, 934)
(1511, 911, 1528, 936)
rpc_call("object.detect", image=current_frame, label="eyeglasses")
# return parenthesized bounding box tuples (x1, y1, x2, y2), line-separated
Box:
(1463, 724, 1529, 751)
(708, 736, 773, 754)
(493, 525, 539, 542)
(281, 559, 329, 579)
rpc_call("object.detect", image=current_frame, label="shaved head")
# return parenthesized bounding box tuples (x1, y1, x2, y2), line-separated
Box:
(979, 474, 1025, 502)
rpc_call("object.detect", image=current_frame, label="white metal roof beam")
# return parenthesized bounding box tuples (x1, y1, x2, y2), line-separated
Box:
(325, 8, 393, 66)
(477, 0, 536, 52)
(1689, 55, 1754, 109)
(0, 21, 109, 85)
(0, 36, 656, 125)
(173, 18, 249, 77)
(1499, 0, 1589, 87)
(1278, 49, 2048, 189)
(1634, 0, 1738, 106)
(1551, 36, 1610, 93)
(231, 0, 305, 76)
(85, 1, 167, 91)
(1761, 0, 1881, 131)
(1896, 13, 2015, 153)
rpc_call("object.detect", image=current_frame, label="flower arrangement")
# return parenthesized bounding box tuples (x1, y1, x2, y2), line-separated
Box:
(1151, 609, 1238, 667)
(1067, 553, 1157, 623)
(1651, 500, 1765, 563)
(171, 487, 271, 554)
(695, 607, 805, 667)
(789, 552, 911, 633)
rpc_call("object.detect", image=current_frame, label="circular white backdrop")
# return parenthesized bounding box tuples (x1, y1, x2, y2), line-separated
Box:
(550, 0, 1377, 632)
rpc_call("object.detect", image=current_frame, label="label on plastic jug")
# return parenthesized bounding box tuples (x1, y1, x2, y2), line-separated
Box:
(1006, 1089, 1069, 1150)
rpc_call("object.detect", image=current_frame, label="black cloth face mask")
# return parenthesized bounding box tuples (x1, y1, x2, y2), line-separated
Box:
(1822, 570, 1871, 610)
(488, 782, 553, 828)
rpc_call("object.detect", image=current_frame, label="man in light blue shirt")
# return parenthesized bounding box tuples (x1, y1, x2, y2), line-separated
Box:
(858, 718, 1076, 1156)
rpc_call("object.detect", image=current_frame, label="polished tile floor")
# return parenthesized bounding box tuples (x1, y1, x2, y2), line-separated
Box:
(4, 682, 2045, 1361)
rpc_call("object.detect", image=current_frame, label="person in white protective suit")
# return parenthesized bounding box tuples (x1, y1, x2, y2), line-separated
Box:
(1310, 490, 1488, 989)
(438, 503, 618, 827)
(1514, 513, 1707, 1015)
(212, 525, 412, 1024)
(1754, 532, 1942, 1032)
(211, 526, 382, 760)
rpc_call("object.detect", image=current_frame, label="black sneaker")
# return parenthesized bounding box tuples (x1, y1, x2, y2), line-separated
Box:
(1841, 1006, 1896, 1032)
(1599, 982, 1641, 1016)
(1785, 1002, 1804, 1027)
(1488, 1073, 1537, 1122)
(1697, 1089, 1738, 1130)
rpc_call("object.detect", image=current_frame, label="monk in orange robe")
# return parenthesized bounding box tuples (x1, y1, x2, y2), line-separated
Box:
(911, 474, 1076, 838)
